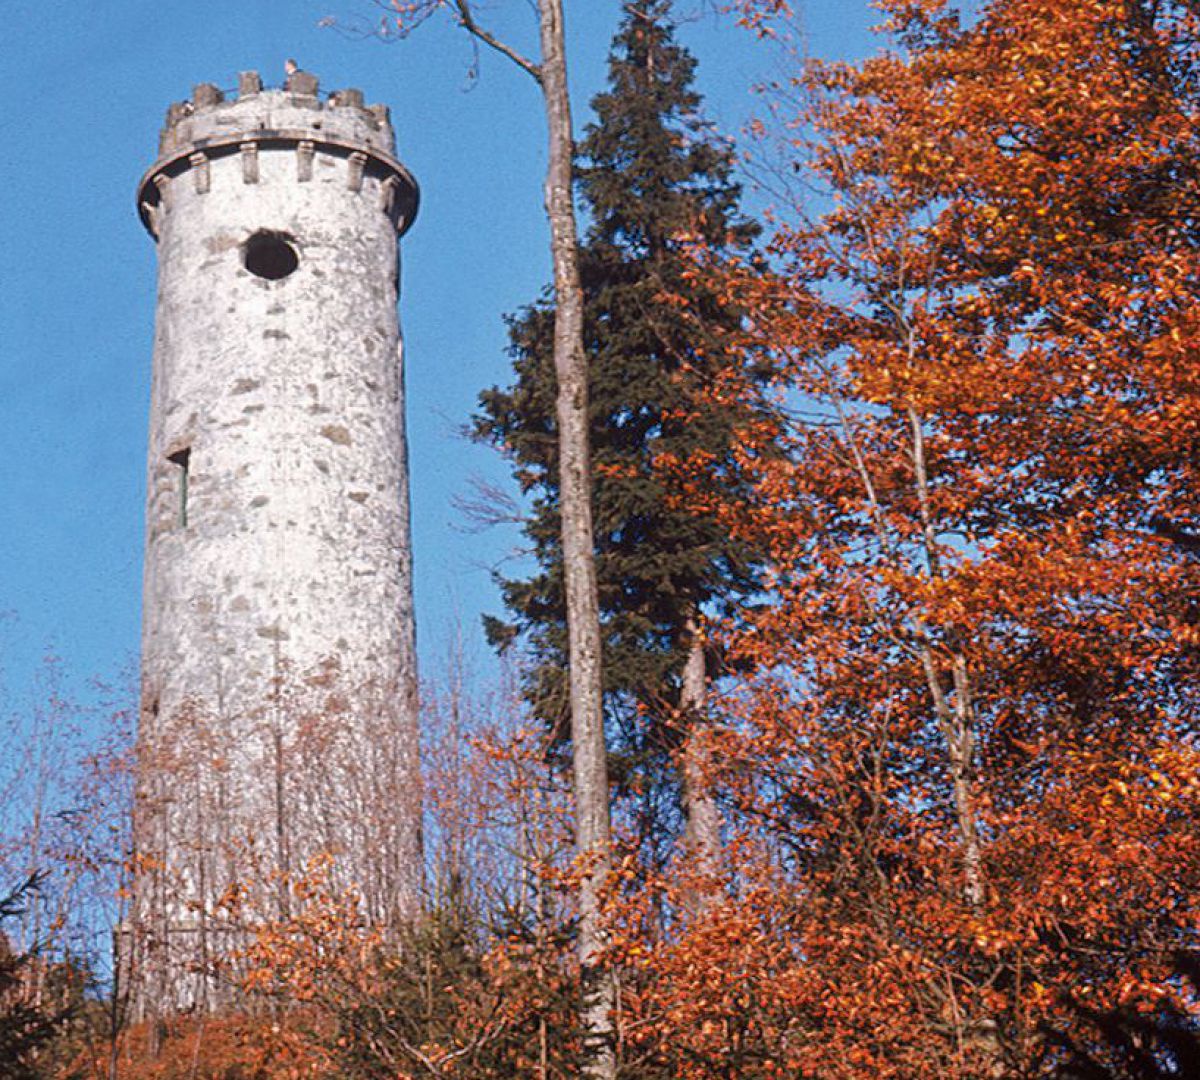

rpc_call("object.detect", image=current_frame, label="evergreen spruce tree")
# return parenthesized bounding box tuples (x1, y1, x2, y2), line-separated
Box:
(475, 0, 761, 855)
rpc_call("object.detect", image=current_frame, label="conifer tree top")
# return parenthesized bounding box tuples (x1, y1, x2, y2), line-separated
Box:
(475, 0, 763, 749)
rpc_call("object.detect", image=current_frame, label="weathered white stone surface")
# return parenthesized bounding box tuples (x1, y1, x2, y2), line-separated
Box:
(133, 71, 422, 1014)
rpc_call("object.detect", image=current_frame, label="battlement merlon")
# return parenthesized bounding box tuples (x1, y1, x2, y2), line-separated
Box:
(136, 69, 419, 240)
(160, 70, 395, 155)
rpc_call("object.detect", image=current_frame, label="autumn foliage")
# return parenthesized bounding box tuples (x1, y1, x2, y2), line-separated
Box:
(621, 0, 1200, 1075)
(5, 2, 1198, 1078)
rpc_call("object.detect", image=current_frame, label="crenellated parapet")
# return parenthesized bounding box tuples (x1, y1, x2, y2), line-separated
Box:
(136, 69, 418, 239)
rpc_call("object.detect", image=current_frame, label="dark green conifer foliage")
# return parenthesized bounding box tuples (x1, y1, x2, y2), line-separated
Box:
(475, 0, 761, 805)
(0, 876, 73, 1080)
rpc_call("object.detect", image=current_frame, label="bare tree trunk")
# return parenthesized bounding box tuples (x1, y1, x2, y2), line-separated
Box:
(536, 2, 616, 1073)
(907, 406, 984, 910)
(681, 621, 720, 869)
(411, 3, 614, 1070)
(829, 388, 985, 913)
(917, 645, 984, 909)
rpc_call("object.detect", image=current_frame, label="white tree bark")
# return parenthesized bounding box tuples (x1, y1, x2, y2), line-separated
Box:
(681, 623, 720, 872)
(439, 2, 615, 1071)
(536, 3, 616, 1072)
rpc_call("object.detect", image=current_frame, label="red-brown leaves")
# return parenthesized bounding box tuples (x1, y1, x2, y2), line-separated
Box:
(639, 1, 1200, 1074)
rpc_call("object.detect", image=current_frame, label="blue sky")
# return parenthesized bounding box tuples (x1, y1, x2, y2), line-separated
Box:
(0, 1, 879, 715)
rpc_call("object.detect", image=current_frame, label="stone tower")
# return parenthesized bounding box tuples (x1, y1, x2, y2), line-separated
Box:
(133, 69, 422, 1013)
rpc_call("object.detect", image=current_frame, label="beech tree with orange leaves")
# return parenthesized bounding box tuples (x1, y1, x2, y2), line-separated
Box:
(627, 0, 1199, 1076)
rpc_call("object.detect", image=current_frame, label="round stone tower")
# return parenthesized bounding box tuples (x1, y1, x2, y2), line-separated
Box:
(133, 69, 422, 1014)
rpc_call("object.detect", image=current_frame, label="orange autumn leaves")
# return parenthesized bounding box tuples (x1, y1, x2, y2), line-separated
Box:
(623, 0, 1198, 1076)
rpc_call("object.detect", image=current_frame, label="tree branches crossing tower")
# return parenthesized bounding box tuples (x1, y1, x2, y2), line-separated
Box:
(131, 68, 422, 1016)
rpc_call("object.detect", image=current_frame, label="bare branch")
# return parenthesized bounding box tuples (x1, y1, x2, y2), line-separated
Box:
(451, 0, 543, 82)
(451, 476, 527, 533)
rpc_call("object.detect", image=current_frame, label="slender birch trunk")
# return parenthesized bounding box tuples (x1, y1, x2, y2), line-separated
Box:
(536, 3, 616, 1072)
(421, 4, 615, 1070)
(681, 622, 720, 870)
(907, 406, 984, 910)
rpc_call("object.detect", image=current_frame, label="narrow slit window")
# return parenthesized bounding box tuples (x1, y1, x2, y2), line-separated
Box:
(168, 447, 190, 528)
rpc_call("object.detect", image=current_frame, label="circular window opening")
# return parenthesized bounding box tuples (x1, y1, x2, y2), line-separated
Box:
(244, 231, 299, 280)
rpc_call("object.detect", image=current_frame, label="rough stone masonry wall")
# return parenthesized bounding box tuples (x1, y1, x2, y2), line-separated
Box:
(134, 70, 422, 1015)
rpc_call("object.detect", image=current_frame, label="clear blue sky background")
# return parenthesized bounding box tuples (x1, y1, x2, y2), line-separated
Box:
(0, 1, 879, 719)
